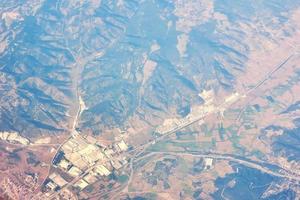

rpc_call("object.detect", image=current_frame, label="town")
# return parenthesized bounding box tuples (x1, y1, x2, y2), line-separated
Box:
(39, 130, 130, 198)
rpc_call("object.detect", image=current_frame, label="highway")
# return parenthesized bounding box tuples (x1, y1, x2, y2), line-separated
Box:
(139, 151, 300, 182)
(43, 51, 298, 200)
(246, 53, 295, 94)
(93, 52, 299, 199)
(134, 53, 298, 160)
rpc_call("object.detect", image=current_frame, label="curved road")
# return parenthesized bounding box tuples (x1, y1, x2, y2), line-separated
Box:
(141, 151, 300, 182)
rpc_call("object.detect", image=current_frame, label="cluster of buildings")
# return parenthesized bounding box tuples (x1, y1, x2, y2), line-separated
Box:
(156, 89, 217, 134)
(45, 173, 68, 191)
(199, 89, 214, 105)
(0, 131, 30, 145)
(203, 158, 214, 170)
(224, 92, 241, 105)
(156, 91, 243, 135)
(44, 132, 129, 193)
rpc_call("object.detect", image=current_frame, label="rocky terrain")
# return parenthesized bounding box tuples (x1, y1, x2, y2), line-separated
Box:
(1, 0, 300, 199)
(0, 0, 298, 137)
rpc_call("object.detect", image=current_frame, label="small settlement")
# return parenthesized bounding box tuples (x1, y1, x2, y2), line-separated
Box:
(0, 131, 30, 145)
(155, 91, 242, 135)
(155, 89, 216, 134)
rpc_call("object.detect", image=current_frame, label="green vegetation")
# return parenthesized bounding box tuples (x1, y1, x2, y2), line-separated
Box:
(218, 123, 226, 141)
(224, 108, 241, 120)
(182, 183, 193, 196)
(148, 141, 182, 152)
(84, 185, 94, 193)
(117, 174, 129, 184)
(271, 84, 290, 97)
(251, 150, 266, 160)
(176, 131, 196, 140)
(135, 154, 156, 169)
(143, 157, 177, 190)
(201, 124, 213, 137)
(232, 139, 246, 155)
(107, 183, 113, 189)
(26, 152, 41, 166)
(230, 135, 240, 146)
(177, 157, 189, 174)
(169, 141, 213, 151)
(128, 185, 136, 192)
(228, 133, 247, 155)
(227, 125, 239, 137)
(151, 140, 215, 152)
(148, 141, 170, 151)
(211, 138, 216, 148)
(8, 151, 21, 164)
(144, 193, 158, 200)
(244, 123, 256, 130)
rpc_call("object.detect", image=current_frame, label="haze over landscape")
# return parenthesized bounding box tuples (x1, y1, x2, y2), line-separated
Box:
(1, 0, 300, 199)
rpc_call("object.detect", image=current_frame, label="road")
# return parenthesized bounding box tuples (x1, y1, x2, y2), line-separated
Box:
(132, 52, 297, 162)
(246, 53, 295, 94)
(45, 49, 298, 200)
(47, 160, 101, 199)
(139, 151, 300, 182)
(96, 52, 299, 199)
(43, 29, 139, 199)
